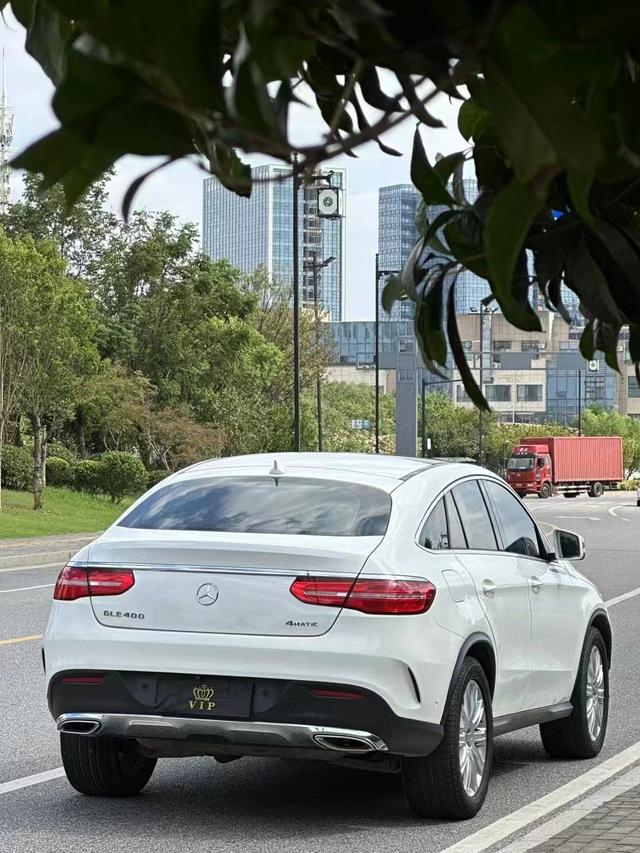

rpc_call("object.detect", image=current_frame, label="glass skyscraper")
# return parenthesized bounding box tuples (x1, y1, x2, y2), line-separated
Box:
(202, 164, 346, 321)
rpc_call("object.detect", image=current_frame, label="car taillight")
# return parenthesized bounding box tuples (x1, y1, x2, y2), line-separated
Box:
(290, 577, 436, 615)
(53, 566, 135, 601)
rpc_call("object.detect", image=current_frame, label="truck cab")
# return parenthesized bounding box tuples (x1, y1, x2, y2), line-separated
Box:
(506, 443, 553, 499)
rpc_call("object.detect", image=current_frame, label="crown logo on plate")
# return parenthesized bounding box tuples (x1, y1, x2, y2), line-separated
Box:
(193, 685, 215, 701)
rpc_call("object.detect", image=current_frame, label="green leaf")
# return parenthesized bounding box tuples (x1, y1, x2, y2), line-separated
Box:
(567, 170, 594, 226)
(444, 218, 490, 279)
(629, 324, 640, 363)
(121, 158, 175, 221)
(398, 75, 444, 128)
(564, 238, 626, 325)
(414, 274, 448, 367)
(360, 66, 402, 112)
(446, 281, 489, 411)
(411, 128, 456, 207)
(457, 99, 490, 141)
(484, 179, 543, 329)
(579, 320, 596, 360)
(434, 152, 465, 185)
(594, 321, 622, 373)
(11, 0, 71, 83)
(381, 273, 406, 315)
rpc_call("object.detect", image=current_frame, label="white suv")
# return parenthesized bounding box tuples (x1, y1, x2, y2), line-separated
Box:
(43, 453, 610, 820)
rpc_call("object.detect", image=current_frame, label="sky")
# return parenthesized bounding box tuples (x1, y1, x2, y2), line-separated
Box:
(3, 14, 467, 320)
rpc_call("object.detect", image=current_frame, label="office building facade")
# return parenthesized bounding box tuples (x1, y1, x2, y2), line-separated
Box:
(203, 164, 346, 320)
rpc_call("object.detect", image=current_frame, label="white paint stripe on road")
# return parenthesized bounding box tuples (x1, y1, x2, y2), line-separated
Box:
(0, 583, 54, 594)
(0, 561, 65, 575)
(0, 768, 65, 796)
(608, 505, 631, 522)
(440, 740, 640, 853)
(495, 763, 640, 852)
(554, 516, 601, 521)
(606, 586, 640, 608)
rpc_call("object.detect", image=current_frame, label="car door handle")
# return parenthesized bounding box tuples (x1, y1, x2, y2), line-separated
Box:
(482, 580, 497, 598)
(530, 577, 542, 594)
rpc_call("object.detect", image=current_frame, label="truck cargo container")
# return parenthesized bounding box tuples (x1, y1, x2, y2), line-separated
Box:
(505, 436, 623, 499)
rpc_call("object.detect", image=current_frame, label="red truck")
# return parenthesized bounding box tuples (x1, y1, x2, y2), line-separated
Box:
(505, 436, 623, 499)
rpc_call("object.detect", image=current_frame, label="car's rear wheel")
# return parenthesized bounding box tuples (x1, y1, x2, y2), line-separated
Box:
(60, 733, 157, 796)
(402, 657, 493, 820)
(540, 627, 608, 759)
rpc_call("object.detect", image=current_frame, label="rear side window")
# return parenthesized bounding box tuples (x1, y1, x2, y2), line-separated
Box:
(484, 481, 541, 557)
(451, 481, 498, 551)
(118, 476, 391, 536)
(419, 498, 449, 549)
(444, 492, 467, 549)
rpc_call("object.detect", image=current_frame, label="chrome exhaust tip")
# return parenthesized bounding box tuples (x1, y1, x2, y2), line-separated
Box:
(313, 733, 379, 753)
(57, 718, 102, 735)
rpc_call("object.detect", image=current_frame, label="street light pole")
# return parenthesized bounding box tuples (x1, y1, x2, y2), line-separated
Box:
(311, 252, 323, 451)
(421, 378, 427, 458)
(292, 153, 301, 451)
(478, 309, 484, 466)
(374, 252, 380, 454)
(577, 368, 582, 435)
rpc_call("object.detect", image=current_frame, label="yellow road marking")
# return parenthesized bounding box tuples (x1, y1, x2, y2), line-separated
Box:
(0, 633, 42, 647)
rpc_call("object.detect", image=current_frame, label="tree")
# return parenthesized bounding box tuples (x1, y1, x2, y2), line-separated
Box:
(318, 383, 395, 453)
(10, 3, 640, 403)
(1, 173, 117, 280)
(420, 392, 480, 461)
(18, 243, 99, 508)
(0, 231, 37, 507)
(582, 407, 640, 478)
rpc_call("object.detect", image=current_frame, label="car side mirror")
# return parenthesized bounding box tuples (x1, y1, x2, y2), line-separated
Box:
(553, 529, 585, 561)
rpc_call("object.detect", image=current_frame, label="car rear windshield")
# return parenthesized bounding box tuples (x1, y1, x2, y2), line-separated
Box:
(507, 456, 534, 471)
(118, 476, 391, 536)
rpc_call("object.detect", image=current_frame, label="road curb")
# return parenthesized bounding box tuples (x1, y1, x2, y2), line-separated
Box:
(0, 535, 97, 570)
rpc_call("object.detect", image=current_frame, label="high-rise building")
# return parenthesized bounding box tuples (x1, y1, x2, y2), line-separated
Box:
(202, 164, 346, 321)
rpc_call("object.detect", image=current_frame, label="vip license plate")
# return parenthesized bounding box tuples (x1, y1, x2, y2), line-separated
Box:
(161, 678, 252, 718)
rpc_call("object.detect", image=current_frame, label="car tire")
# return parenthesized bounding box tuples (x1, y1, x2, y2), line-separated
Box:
(540, 627, 609, 759)
(402, 657, 493, 821)
(60, 733, 157, 796)
(589, 482, 604, 498)
(538, 482, 552, 499)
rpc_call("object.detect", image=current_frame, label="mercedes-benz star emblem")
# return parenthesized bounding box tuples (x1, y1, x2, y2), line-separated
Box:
(196, 583, 219, 606)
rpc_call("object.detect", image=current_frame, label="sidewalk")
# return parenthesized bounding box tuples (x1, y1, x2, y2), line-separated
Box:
(529, 785, 640, 852)
(0, 532, 99, 569)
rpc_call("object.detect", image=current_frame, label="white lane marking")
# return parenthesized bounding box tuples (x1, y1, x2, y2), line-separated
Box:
(0, 767, 65, 795)
(496, 763, 640, 852)
(0, 561, 65, 575)
(441, 740, 640, 853)
(606, 586, 640, 607)
(0, 583, 54, 595)
(609, 505, 632, 522)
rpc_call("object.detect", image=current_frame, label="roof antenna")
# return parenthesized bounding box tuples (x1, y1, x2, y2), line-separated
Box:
(269, 459, 285, 484)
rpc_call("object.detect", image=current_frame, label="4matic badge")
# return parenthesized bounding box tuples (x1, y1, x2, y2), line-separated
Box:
(286, 620, 318, 627)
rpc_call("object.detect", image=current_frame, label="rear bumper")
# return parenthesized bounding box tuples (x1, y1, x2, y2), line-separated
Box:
(49, 670, 443, 757)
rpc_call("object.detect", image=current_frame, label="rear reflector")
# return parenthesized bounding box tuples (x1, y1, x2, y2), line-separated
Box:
(53, 566, 135, 601)
(311, 688, 363, 700)
(290, 577, 436, 615)
(59, 676, 105, 685)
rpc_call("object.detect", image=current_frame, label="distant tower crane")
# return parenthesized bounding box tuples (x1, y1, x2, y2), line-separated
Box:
(0, 49, 13, 214)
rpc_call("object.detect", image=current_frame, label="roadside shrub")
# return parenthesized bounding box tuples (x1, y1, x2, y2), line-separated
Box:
(147, 469, 169, 490)
(1, 445, 32, 491)
(46, 457, 72, 487)
(47, 441, 76, 464)
(72, 459, 103, 494)
(619, 479, 639, 491)
(100, 451, 148, 502)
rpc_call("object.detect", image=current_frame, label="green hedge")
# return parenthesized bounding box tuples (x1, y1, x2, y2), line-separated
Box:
(147, 469, 169, 489)
(46, 457, 72, 487)
(100, 452, 148, 502)
(2, 445, 32, 490)
(619, 479, 639, 491)
(72, 459, 104, 494)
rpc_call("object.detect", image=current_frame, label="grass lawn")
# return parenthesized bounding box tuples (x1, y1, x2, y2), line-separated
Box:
(0, 487, 135, 539)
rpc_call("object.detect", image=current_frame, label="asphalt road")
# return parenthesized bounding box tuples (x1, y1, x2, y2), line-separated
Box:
(1, 493, 639, 853)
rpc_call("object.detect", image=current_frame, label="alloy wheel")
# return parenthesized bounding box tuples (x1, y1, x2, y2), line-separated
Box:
(458, 679, 487, 797)
(586, 645, 605, 741)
